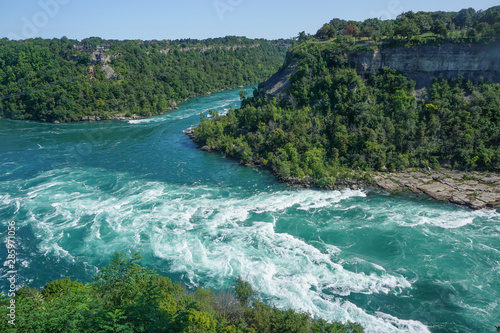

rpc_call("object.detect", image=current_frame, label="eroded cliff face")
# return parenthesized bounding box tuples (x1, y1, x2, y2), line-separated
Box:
(258, 53, 299, 99)
(351, 41, 500, 88)
(260, 41, 500, 97)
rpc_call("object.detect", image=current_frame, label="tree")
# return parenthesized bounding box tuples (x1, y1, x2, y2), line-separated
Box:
(42, 277, 84, 298)
(494, 22, 500, 35)
(396, 19, 421, 39)
(449, 22, 456, 34)
(298, 31, 308, 43)
(234, 277, 253, 306)
(372, 30, 383, 42)
(360, 26, 377, 39)
(415, 13, 433, 33)
(476, 22, 490, 36)
(316, 24, 337, 40)
(467, 28, 478, 38)
(344, 24, 360, 39)
(453, 8, 476, 29)
(239, 90, 247, 101)
(493, 22, 500, 35)
(431, 23, 448, 37)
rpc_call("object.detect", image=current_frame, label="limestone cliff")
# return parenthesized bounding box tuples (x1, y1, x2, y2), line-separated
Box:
(351, 41, 500, 88)
(258, 53, 299, 100)
(260, 41, 500, 97)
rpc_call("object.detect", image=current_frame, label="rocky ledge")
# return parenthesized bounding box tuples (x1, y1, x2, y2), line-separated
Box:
(373, 169, 500, 210)
(279, 169, 500, 210)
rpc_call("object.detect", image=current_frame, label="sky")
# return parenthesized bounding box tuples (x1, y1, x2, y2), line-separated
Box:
(1, 0, 498, 41)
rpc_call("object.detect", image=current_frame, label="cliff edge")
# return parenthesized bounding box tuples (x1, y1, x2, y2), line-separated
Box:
(260, 41, 500, 97)
(352, 41, 500, 88)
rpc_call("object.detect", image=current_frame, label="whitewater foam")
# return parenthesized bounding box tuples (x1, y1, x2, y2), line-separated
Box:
(128, 95, 242, 125)
(0, 167, 432, 331)
(358, 199, 500, 230)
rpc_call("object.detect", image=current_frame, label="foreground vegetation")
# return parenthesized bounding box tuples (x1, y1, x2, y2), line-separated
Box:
(0, 253, 363, 332)
(193, 7, 500, 188)
(0, 36, 289, 122)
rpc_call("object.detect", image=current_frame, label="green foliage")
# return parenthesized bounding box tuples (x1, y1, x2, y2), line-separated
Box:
(395, 18, 421, 39)
(316, 24, 337, 40)
(234, 277, 253, 306)
(42, 277, 84, 297)
(0, 253, 363, 332)
(0, 37, 289, 122)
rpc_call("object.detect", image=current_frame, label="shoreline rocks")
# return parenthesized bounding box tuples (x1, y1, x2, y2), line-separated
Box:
(372, 170, 500, 210)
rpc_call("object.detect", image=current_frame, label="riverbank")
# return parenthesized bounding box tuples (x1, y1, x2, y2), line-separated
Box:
(50, 85, 248, 124)
(185, 129, 500, 210)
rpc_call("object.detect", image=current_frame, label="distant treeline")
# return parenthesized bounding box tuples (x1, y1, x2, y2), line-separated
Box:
(0, 36, 289, 122)
(313, 5, 500, 41)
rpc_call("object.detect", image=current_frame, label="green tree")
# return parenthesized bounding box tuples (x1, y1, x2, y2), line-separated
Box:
(298, 31, 308, 43)
(396, 19, 421, 39)
(431, 23, 448, 37)
(316, 24, 337, 40)
(234, 277, 254, 306)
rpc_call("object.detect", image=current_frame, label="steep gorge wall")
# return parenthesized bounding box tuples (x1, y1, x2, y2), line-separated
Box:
(351, 41, 500, 88)
(260, 41, 500, 98)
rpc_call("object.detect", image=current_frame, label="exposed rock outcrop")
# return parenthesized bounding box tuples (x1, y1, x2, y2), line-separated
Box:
(258, 61, 299, 101)
(102, 64, 116, 79)
(351, 41, 500, 88)
(90, 52, 119, 79)
(373, 170, 500, 210)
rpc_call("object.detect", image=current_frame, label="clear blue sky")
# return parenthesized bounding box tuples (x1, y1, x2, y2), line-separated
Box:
(1, 0, 498, 41)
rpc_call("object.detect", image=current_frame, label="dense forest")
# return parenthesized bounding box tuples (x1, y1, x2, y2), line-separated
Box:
(193, 7, 500, 187)
(0, 36, 289, 122)
(0, 253, 363, 333)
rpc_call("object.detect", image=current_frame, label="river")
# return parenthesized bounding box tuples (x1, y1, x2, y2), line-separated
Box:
(0, 86, 499, 332)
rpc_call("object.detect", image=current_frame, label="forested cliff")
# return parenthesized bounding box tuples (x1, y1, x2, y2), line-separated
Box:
(193, 6, 500, 187)
(0, 36, 289, 122)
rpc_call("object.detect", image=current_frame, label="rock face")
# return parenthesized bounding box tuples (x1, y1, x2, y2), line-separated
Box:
(260, 41, 500, 97)
(351, 41, 500, 88)
(102, 64, 116, 79)
(373, 170, 500, 210)
(90, 52, 119, 80)
(258, 55, 299, 100)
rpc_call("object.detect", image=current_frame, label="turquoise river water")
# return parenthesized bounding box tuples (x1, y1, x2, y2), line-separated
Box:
(0, 86, 499, 332)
